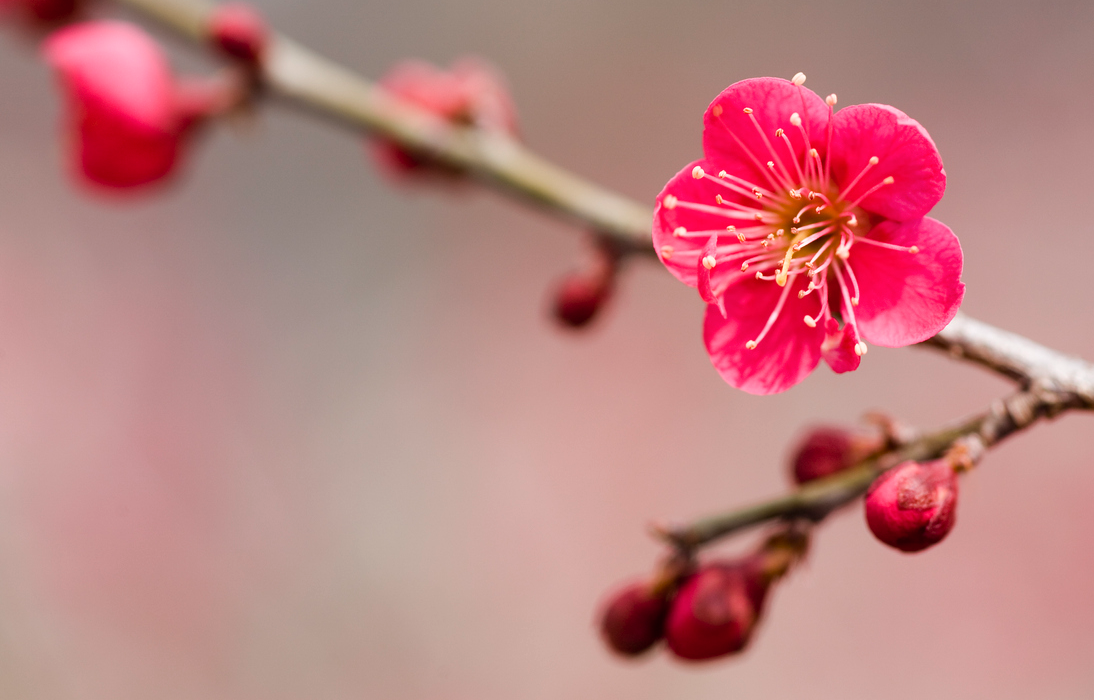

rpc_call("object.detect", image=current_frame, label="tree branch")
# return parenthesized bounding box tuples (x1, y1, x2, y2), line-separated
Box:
(102, 0, 1094, 395)
(659, 386, 1087, 552)
(921, 313, 1094, 402)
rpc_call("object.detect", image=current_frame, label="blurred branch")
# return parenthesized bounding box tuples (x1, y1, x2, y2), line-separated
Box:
(659, 386, 1089, 553)
(116, 0, 655, 255)
(110, 0, 1094, 391)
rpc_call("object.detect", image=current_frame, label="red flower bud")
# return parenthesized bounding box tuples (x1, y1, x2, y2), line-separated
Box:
(552, 271, 612, 328)
(864, 459, 958, 552)
(790, 425, 883, 484)
(1, 0, 79, 23)
(599, 580, 669, 657)
(44, 21, 242, 190)
(371, 58, 518, 177)
(664, 559, 769, 661)
(209, 3, 269, 64)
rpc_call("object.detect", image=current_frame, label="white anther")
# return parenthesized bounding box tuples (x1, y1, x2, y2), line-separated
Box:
(826, 94, 838, 106)
(789, 112, 802, 127)
(789, 189, 802, 199)
(848, 215, 858, 226)
(766, 161, 776, 169)
(775, 128, 785, 138)
(718, 170, 728, 178)
(803, 316, 817, 328)
(810, 148, 819, 159)
(883, 176, 895, 184)
(909, 245, 920, 254)
(868, 156, 879, 166)
(852, 297, 860, 306)
(716, 194, 724, 205)
(746, 340, 758, 350)
(692, 165, 705, 179)
(702, 255, 717, 270)
(660, 245, 674, 259)
(792, 72, 807, 86)
(743, 107, 754, 114)
(776, 229, 785, 237)
(673, 227, 686, 237)
(741, 262, 749, 271)
(713, 104, 724, 117)
(855, 341, 868, 356)
(798, 291, 806, 299)
(736, 231, 746, 243)
(663, 195, 677, 209)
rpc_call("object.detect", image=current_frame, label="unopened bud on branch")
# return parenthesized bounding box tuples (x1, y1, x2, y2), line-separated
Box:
(599, 579, 671, 656)
(664, 558, 769, 661)
(864, 459, 958, 552)
(0, 0, 80, 24)
(790, 425, 884, 484)
(209, 3, 269, 65)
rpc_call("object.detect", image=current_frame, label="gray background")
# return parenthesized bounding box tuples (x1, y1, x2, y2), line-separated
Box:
(1, 0, 1093, 698)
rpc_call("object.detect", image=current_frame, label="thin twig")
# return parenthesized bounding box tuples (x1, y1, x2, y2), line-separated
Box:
(659, 386, 1088, 553)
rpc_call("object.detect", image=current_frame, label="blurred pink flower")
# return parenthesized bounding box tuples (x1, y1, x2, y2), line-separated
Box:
(653, 77, 964, 394)
(44, 21, 235, 190)
(371, 57, 518, 175)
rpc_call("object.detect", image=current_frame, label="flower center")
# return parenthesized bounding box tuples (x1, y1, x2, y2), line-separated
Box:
(661, 97, 919, 356)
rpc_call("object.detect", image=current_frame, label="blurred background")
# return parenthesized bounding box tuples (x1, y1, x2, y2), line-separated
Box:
(2, 0, 1094, 697)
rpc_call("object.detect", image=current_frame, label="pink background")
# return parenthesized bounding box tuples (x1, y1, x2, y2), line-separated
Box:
(1, 0, 1093, 697)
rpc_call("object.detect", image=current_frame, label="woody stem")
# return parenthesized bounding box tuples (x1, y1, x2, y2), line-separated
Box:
(659, 386, 1090, 553)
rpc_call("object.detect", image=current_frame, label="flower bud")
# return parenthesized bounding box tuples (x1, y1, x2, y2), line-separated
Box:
(864, 459, 958, 552)
(790, 425, 883, 484)
(371, 57, 518, 177)
(552, 271, 613, 328)
(209, 3, 269, 65)
(599, 580, 669, 657)
(1, 0, 80, 24)
(664, 559, 768, 661)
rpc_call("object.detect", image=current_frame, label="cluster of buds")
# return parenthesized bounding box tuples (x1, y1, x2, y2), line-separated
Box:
(599, 529, 808, 662)
(790, 423, 968, 553)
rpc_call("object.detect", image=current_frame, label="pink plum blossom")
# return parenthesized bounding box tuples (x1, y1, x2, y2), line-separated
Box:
(44, 21, 238, 190)
(653, 76, 965, 394)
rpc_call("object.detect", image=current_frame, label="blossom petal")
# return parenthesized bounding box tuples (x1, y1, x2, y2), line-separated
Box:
(44, 21, 176, 133)
(829, 104, 945, 222)
(821, 318, 861, 374)
(703, 77, 831, 193)
(44, 21, 183, 188)
(703, 275, 824, 395)
(653, 159, 754, 291)
(851, 217, 964, 347)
